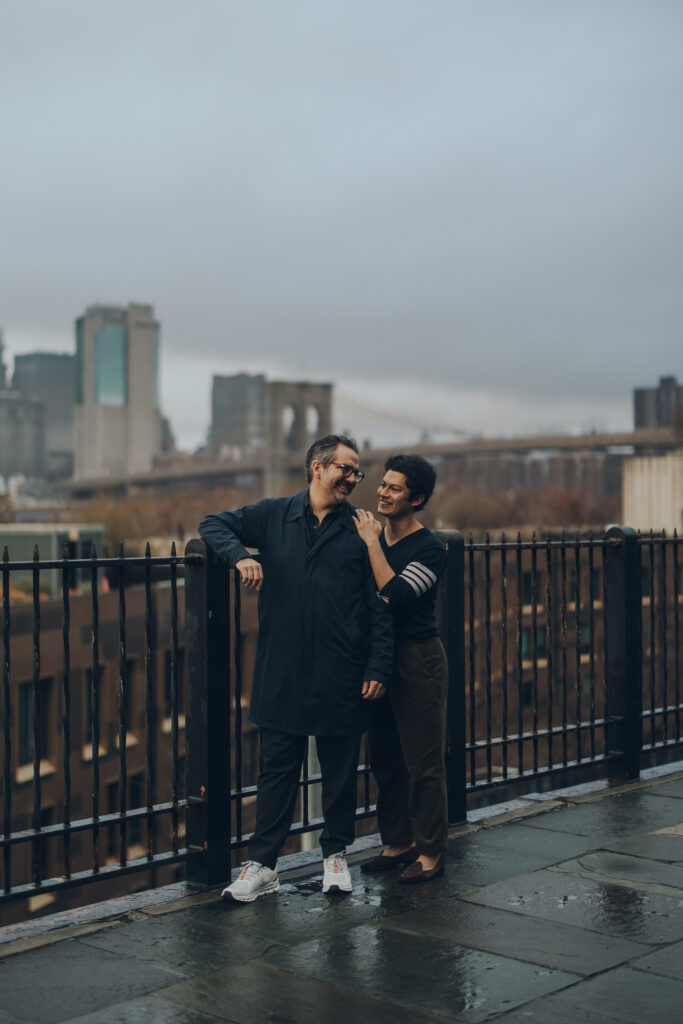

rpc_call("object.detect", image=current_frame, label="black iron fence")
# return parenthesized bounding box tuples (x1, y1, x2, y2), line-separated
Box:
(0, 526, 681, 914)
(0, 543, 193, 917)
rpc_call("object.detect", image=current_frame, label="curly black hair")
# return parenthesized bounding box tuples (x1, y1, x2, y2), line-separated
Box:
(384, 454, 436, 511)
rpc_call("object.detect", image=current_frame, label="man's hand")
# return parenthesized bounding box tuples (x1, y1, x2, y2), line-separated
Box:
(354, 509, 382, 546)
(362, 679, 385, 700)
(235, 557, 263, 590)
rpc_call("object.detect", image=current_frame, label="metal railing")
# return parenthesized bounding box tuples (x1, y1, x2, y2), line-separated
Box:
(183, 525, 682, 887)
(0, 526, 681, 911)
(1, 543, 194, 912)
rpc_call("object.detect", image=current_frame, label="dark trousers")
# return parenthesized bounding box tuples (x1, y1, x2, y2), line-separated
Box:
(248, 728, 362, 869)
(367, 636, 448, 857)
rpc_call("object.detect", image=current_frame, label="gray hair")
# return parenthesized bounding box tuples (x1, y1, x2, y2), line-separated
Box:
(305, 434, 358, 483)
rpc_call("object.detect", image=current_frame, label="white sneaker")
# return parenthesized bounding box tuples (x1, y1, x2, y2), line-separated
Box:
(222, 861, 279, 903)
(322, 851, 352, 894)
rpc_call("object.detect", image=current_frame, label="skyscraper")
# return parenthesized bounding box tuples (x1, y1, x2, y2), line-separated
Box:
(13, 352, 76, 478)
(210, 373, 267, 453)
(634, 375, 683, 429)
(0, 330, 46, 481)
(73, 304, 164, 478)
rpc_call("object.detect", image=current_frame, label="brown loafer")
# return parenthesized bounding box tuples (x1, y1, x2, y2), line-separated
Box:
(361, 848, 418, 873)
(397, 853, 445, 883)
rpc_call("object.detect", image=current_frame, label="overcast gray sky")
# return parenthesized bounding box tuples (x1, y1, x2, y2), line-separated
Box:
(2, 1, 682, 448)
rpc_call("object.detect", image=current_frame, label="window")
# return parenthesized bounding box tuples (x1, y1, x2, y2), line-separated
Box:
(154, 326, 161, 409)
(570, 570, 578, 605)
(83, 667, 102, 749)
(75, 318, 83, 405)
(118, 658, 137, 733)
(590, 568, 602, 600)
(521, 627, 547, 660)
(107, 781, 119, 859)
(94, 324, 127, 406)
(38, 807, 53, 882)
(18, 678, 52, 765)
(129, 774, 145, 847)
(164, 649, 186, 720)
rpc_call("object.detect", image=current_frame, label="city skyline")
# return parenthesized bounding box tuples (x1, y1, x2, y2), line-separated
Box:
(0, 318, 660, 453)
(3, 2, 682, 449)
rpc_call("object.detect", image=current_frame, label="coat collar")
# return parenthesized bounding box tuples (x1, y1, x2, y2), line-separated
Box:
(286, 490, 356, 532)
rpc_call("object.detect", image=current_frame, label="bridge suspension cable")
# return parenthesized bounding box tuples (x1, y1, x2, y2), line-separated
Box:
(335, 389, 469, 438)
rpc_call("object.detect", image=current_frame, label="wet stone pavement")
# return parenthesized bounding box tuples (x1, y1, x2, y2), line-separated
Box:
(1, 769, 683, 1023)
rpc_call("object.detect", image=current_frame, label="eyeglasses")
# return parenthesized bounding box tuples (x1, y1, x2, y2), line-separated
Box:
(330, 461, 365, 483)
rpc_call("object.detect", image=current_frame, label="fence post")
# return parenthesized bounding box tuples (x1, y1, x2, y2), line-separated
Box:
(437, 530, 467, 823)
(184, 539, 231, 886)
(604, 525, 642, 781)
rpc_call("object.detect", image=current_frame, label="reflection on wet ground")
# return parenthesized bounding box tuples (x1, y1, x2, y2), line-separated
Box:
(1, 769, 683, 1022)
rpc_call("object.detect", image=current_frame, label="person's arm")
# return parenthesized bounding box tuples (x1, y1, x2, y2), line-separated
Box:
(377, 542, 446, 610)
(355, 510, 446, 611)
(353, 510, 394, 589)
(198, 502, 268, 590)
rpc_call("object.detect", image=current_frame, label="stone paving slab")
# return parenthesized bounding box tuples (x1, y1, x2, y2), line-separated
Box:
(189, 865, 463, 948)
(463, 867, 683, 944)
(0, 1011, 28, 1024)
(259, 922, 578, 1022)
(0, 885, 191, 949)
(64, 998, 225, 1024)
(160, 959, 447, 1024)
(630, 938, 683, 983)
(0, 938, 186, 1023)
(4, 770, 683, 1024)
(444, 821, 597, 887)
(377, 896, 650, 975)
(519, 791, 683, 840)
(469, 1004, 617, 1024)
(455, 820, 595, 856)
(655, 822, 683, 836)
(497, 965, 683, 1024)
(552, 849, 683, 893)
(78, 912, 277, 977)
(599, 833, 683, 863)
(643, 776, 683, 800)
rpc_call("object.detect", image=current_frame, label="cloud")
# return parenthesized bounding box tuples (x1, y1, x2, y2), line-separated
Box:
(1, 0, 681, 440)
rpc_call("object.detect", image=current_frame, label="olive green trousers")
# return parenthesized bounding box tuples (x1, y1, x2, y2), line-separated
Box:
(367, 636, 449, 857)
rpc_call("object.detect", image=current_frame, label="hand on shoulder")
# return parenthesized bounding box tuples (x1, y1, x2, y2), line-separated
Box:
(353, 509, 382, 545)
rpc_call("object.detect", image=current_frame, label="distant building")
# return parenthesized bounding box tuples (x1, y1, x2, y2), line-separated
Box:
(634, 375, 683, 429)
(73, 304, 165, 478)
(0, 330, 46, 480)
(209, 373, 333, 469)
(13, 352, 76, 479)
(0, 329, 6, 389)
(0, 523, 105, 596)
(622, 451, 683, 533)
(210, 373, 267, 454)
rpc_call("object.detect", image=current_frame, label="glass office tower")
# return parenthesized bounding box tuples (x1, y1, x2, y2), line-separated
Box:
(73, 304, 163, 479)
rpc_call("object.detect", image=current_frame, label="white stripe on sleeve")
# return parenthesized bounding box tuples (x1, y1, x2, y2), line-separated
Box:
(399, 561, 438, 596)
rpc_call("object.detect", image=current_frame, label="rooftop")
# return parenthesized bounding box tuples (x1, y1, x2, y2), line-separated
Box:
(1, 765, 682, 1024)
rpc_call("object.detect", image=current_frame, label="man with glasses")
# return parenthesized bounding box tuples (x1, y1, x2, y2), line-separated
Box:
(199, 434, 392, 902)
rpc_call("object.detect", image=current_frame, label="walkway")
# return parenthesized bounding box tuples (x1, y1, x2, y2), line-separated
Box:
(1, 767, 682, 1023)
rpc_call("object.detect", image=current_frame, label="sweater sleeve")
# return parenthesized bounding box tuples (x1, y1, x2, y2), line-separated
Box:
(198, 501, 269, 568)
(378, 540, 446, 611)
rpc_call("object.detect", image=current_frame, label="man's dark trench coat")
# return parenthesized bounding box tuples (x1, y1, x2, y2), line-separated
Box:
(199, 491, 394, 736)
